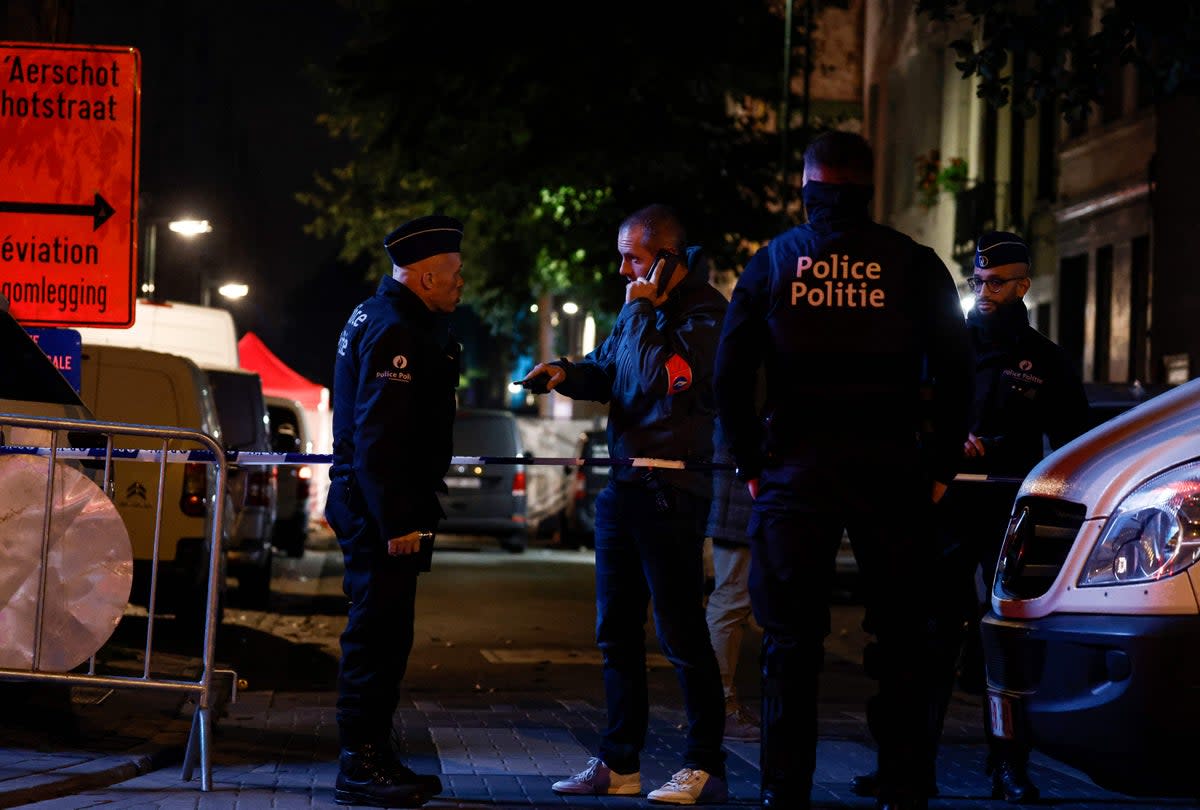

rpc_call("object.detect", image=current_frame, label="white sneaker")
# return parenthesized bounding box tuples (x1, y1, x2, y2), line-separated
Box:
(647, 768, 729, 805)
(551, 757, 641, 795)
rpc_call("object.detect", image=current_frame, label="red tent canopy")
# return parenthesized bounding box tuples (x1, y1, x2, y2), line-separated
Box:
(238, 331, 326, 411)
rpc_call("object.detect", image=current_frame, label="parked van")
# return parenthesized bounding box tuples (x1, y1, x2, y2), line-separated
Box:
(266, 395, 312, 559)
(78, 344, 224, 626)
(204, 368, 277, 606)
(982, 378, 1198, 797)
(438, 408, 529, 552)
(75, 298, 239, 371)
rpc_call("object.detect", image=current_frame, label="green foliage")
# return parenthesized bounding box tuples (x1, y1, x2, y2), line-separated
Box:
(916, 0, 1200, 122)
(299, 0, 786, 342)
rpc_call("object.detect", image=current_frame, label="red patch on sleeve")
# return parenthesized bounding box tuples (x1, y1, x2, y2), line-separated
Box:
(664, 354, 692, 395)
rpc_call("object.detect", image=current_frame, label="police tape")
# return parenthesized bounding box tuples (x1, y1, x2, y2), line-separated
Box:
(0, 445, 698, 470)
(0, 444, 1024, 484)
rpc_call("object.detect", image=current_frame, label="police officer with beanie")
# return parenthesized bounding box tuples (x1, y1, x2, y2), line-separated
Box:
(326, 215, 464, 808)
(853, 230, 1087, 804)
(715, 130, 972, 810)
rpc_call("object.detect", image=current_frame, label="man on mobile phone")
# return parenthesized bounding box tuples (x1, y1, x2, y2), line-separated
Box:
(519, 205, 730, 806)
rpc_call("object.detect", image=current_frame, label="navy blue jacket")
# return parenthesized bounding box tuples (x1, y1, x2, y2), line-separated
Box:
(328, 276, 461, 541)
(715, 182, 972, 488)
(553, 262, 727, 496)
(962, 301, 1089, 478)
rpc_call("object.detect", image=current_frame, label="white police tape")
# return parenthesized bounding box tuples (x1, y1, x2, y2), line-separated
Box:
(0, 445, 698, 470)
(0, 444, 1022, 483)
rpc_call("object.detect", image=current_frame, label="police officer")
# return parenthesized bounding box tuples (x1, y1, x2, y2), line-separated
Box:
(325, 215, 464, 808)
(911, 230, 1087, 803)
(714, 131, 972, 810)
(522, 205, 731, 805)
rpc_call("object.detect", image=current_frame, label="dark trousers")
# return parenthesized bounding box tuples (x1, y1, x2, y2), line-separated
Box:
(591, 481, 726, 777)
(328, 478, 421, 749)
(929, 480, 1029, 771)
(750, 451, 934, 801)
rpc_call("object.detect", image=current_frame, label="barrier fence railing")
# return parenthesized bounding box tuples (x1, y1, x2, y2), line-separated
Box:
(0, 412, 228, 791)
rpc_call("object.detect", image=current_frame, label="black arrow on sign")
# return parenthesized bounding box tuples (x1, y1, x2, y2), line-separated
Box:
(0, 193, 116, 230)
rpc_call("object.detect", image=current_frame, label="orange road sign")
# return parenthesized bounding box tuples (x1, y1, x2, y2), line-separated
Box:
(0, 42, 141, 328)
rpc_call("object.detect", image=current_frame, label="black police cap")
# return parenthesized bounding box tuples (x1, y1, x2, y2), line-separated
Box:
(975, 230, 1030, 269)
(384, 215, 464, 267)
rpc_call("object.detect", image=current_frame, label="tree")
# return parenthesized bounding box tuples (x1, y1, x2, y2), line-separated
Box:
(916, 0, 1200, 121)
(298, 0, 784, 342)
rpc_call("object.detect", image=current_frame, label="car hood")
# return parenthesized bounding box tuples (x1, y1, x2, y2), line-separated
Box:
(1021, 377, 1200, 518)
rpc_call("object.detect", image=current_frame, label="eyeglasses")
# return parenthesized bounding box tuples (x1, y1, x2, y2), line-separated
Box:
(967, 275, 1027, 294)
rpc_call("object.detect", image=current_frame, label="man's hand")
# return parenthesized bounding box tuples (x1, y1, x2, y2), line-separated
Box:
(521, 363, 566, 393)
(963, 432, 987, 458)
(625, 276, 663, 306)
(387, 531, 423, 556)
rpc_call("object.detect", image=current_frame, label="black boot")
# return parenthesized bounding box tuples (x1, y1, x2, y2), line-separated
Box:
(335, 743, 433, 808)
(990, 760, 1040, 804)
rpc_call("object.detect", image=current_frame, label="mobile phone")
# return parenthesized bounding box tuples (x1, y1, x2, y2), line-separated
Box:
(646, 249, 679, 297)
(513, 374, 550, 394)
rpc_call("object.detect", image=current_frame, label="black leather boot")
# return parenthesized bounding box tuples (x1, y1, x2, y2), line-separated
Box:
(335, 743, 433, 808)
(990, 760, 1040, 804)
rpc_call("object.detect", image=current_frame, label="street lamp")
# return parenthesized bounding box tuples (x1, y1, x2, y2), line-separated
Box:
(202, 280, 249, 308)
(141, 217, 213, 299)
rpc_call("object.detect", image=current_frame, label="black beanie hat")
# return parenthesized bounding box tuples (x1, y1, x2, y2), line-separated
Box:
(384, 215, 464, 267)
(975, 230, 1030, 269)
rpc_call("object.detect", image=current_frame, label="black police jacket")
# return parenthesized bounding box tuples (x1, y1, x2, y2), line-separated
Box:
(552, 261, 727, 496)
(715, 181, 973, 486)
(962, 301, 1089, 478)
(328, 276, 461, 540)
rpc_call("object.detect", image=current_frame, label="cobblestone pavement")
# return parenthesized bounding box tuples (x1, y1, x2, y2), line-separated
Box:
(2, 541, 1196, 809)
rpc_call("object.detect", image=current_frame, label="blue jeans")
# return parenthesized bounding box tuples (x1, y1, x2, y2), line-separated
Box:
(592, 481, 726, 777)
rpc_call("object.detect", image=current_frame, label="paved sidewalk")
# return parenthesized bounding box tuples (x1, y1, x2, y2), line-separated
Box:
(4, 678, 1197, 809)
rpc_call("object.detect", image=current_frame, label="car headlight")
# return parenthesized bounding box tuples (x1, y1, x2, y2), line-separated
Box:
(1080, 462, 1200, 586)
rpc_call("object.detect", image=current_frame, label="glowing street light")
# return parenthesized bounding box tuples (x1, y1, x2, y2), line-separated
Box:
(217, 282, 248, 300)
(167, 218, 213, 236)
(202, 279, 249, 307)
(141, 216, 214, 299)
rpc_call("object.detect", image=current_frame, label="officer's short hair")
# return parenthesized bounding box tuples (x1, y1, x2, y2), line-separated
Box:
(804, 131, 874, 185)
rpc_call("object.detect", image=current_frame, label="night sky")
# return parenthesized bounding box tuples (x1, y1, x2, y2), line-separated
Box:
(69, 0, 368, 389)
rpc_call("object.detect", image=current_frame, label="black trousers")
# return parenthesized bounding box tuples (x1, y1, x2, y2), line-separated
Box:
(327, 477, 423, 749)
(749, 448, 935, 801)
(929, 479, 1028, 771)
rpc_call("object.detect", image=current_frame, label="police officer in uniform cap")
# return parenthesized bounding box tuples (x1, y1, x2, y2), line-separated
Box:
(853, 230, 1087, 804)
(326, 214, 465, 808)
(715, 130, 973, 810)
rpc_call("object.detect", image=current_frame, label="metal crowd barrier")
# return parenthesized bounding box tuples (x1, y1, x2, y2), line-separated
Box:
(0, 412, 228, 791)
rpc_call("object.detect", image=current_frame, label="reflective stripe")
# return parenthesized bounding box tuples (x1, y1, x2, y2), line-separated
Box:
(664, 354, 692, 395)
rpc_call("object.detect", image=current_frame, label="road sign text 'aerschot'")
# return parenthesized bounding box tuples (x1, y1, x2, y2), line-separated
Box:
(0, 42, 141, 328)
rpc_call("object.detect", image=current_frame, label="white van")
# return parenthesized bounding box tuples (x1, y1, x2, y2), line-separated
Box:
(78, 343, 224, 628)
(982, 377, 1200, 797)
(75, 298, 239, 371)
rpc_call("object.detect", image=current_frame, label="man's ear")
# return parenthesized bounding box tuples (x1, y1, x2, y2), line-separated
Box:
(421, 270, 436, 290)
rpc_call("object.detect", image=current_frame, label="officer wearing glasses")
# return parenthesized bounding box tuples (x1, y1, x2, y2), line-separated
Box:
(852, 230, 1087, 805)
